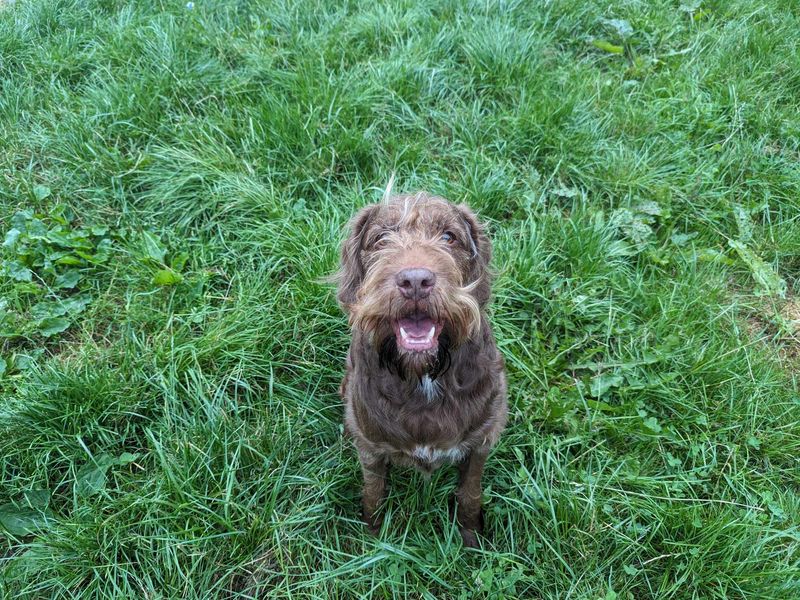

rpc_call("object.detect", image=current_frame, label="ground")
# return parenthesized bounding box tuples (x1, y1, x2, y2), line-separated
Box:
(0, 1, 799, 598)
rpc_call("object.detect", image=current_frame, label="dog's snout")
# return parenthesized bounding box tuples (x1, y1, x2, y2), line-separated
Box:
(395, 268, 436, 300)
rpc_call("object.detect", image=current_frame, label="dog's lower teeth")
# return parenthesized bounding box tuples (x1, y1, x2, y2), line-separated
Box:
(398, 324, 437, 346)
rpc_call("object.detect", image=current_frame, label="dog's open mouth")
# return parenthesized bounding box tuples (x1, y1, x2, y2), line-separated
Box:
(392, 313, 443, 352)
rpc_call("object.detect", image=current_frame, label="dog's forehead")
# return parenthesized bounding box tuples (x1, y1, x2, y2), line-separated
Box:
(375, 194, 458, 228)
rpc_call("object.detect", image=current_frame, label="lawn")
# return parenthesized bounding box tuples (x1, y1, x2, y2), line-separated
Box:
(1, 0, 799, 597)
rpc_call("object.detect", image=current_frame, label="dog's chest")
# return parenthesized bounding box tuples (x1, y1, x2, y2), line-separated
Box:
(408, 444, 466, 464)
(416, 374, 441, 402)
(400, 388, 468, 468)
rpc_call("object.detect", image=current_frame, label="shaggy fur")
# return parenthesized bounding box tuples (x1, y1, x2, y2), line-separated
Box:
(335, 192, 507, 547)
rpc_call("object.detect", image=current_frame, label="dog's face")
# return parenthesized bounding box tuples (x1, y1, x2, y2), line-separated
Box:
(336, 193, 492, 375)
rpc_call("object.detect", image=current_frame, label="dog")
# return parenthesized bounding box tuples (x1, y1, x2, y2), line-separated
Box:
(334, 190, 507, 547)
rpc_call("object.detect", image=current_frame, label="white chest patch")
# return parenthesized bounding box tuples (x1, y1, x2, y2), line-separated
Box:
(418, 374, 441, 402)
(411, 444, 466, 464)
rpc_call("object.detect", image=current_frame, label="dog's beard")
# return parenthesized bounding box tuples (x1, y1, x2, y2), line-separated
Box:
(378, 332, 452, 381)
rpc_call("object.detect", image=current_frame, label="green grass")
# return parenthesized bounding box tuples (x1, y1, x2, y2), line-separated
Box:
(1, 0, 799, 597)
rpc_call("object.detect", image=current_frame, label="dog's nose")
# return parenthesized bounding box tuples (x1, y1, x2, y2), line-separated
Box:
(395, 268, 436, 300)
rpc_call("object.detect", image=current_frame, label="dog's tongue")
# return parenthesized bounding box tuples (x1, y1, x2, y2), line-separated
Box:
(395, 316, 440, 352)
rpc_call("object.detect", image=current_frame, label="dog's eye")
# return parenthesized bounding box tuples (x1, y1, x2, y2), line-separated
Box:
(373, 232, 389, 248)
(441, 231, 456, 245)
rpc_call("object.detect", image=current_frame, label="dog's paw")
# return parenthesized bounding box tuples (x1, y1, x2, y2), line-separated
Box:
(362, 511, 383, 536)
(459, 527, 480, 548)
(452, 502, 485, 548)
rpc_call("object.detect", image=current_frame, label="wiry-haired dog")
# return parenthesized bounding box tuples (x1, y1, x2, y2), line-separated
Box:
(335, 191, 507, 547)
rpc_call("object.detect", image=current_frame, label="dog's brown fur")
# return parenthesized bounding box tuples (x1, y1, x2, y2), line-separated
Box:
(335, 192, 507, 547)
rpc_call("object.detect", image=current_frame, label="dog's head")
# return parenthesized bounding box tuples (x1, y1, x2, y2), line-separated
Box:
(335, 193, 492, 376)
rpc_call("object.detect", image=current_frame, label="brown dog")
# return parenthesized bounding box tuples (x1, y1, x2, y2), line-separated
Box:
(335, 191, 507, 547)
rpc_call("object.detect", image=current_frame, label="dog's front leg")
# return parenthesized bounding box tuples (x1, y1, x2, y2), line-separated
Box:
(456, 448, 488, 548)
(358, 449, 387, 534)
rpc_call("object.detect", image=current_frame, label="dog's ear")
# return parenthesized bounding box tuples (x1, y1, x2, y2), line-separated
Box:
(336, 204, 378, 311)
(456, 204, 493, 305)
